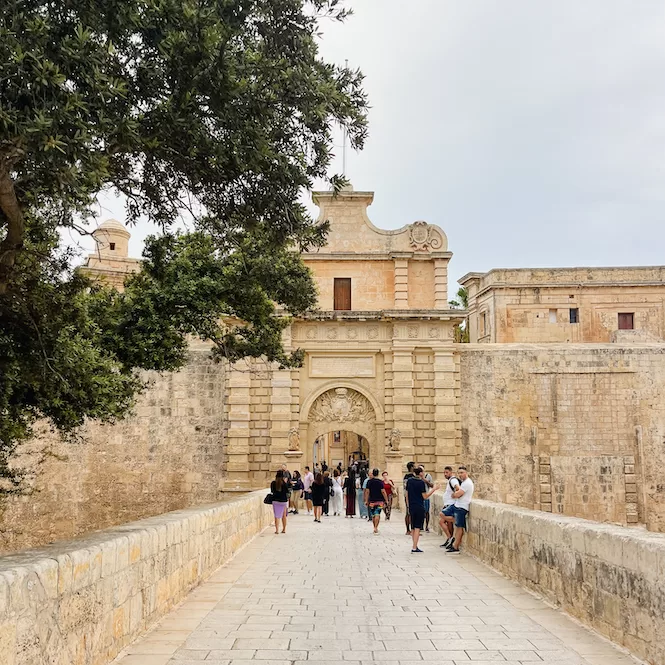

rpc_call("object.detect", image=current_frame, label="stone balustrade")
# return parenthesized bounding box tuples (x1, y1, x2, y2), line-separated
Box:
(431, 493, 665, 665)
(0, 490, 272, 665)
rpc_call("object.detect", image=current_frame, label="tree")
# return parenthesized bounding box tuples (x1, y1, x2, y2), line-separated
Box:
(0, 0, 368, 483)
(449, 286, 469, 343)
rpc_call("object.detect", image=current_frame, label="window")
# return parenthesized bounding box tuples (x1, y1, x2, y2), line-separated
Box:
(334, 431, 340, 443)
(618, 313, 634, 330)
(549, 309, 557, 323)
(569, 308, 579, 324)
(333, 278, 351, 310)
(480, 311, 487, 336)
(109, 242, 116, 251)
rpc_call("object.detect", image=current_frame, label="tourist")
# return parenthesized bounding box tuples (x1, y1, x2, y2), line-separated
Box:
(270, 470, 290, 534)
(322, 460, 329, 473)
(322, 470, 333, 517)
(439, 466, 460, 548)
(382, 471, 395, 520)
(289, 470, 303, 514)
(337, 461, 343, 474)
(403, 461, 415, 534)
(364, 468, 389, 534)
(422, 465, 434, 532)
(406, 466, 439, 553)
(445, 466, 474, 554)
(358, 467, 369, 519)
(311, 472, 326, 522)
(343, 467, 357, 517)
(332, 469, 344, 515)
(281, 463, 292, 485)
(303, 466, 314, 514)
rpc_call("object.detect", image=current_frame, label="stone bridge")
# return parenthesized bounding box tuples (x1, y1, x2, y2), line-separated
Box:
(1, 491, 661, 665)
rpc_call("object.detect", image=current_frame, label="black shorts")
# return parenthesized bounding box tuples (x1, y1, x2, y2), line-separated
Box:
(410, 508, 425, 530)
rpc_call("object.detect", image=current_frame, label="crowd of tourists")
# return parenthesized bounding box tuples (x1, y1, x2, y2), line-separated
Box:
(267, 460, 473, 554)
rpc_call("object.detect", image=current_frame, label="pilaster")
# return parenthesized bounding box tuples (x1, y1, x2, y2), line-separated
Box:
(391, 349, 415, 462)
(224, 367, 252, 491)
(434, 259, 448, 309)
(394, 259, 409, 309)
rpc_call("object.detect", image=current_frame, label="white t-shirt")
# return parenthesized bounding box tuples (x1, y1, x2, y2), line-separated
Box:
(443, 476, 460, 506)
(303, 472, 314, 491)
(454, 478, 474, 511)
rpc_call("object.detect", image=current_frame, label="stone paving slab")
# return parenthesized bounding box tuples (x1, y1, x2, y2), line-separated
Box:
(114, 511, 643, 665)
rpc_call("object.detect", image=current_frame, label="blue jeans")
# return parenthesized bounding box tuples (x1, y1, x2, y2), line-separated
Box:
(358, 494, 368, 517)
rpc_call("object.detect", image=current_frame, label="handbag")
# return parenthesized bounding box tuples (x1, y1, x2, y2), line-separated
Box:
(264, 493, 273, 504)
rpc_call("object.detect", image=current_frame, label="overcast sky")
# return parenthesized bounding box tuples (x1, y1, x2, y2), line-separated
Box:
(91, 0, 665, 295)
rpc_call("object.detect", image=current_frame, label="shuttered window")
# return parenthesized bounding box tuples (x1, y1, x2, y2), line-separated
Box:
(618, 313, 634, 330)
(334, 278, 351, 310)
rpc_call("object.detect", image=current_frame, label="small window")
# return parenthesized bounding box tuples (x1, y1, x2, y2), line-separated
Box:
(333, 278, 351, 310)
(480, 311, 487, 336)
(109, 242, 116, 251)
(569, 308, 579, 324)
(549, 309, 557, 323)
(618, 313, 634, 330)
(334, 431, 341, 443)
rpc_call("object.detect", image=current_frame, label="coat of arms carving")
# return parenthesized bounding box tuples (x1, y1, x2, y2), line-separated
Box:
(409, 221, 443, 251)
(310, 388, 375, 423)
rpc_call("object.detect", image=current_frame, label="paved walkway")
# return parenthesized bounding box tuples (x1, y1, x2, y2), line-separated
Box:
(115, 510, 641, 665)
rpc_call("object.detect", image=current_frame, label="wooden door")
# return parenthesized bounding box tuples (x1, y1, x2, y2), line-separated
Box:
(334, 278, 351, 310)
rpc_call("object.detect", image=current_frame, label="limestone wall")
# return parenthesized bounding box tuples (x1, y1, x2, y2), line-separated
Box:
(434, 496, 665, 665)
(1, 347, 227, 554)
(0, 491, 271, 665)
(458, 344, 665, 531)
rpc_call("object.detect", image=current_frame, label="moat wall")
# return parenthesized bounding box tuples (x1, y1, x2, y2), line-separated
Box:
(0, 348, 227, 554)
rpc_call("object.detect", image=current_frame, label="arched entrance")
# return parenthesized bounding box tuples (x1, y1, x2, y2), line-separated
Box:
(313, 430, 370, 471)
(299, 384, 385, 471)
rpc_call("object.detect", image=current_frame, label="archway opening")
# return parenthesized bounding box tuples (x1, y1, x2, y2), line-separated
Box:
(312, 430, 371, 474)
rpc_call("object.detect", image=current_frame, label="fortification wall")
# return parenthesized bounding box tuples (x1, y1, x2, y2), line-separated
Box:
(458, 344, 665, 532)
(0, 348, 227, 554)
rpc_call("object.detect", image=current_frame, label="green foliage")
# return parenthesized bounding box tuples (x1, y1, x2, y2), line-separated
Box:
(449, 286, 469, 343)
(0, 0, 368, 471)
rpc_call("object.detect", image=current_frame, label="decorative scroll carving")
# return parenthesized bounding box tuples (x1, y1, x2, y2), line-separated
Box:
(288, 427, 301, 451)
(409, 221, 443, 251)
(387, 428, 401, 451)
(309, 388, 375, 424)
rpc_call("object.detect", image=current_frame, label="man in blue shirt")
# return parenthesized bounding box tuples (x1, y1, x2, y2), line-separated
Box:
(405, 466, 439, 553)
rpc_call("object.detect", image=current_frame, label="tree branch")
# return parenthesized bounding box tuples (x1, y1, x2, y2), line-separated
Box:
(0, 168, 25, 294)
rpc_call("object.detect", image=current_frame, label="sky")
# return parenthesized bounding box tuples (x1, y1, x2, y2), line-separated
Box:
(89, 0, 665, 295)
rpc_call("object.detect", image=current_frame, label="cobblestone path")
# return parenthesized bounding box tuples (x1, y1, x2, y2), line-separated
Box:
(115, 511, 641, 665)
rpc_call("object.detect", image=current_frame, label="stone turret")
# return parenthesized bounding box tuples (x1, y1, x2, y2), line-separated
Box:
(82, 219, 140, 291)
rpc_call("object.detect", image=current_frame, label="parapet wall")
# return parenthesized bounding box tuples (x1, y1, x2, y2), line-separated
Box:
(0, 491, 271, 665)
(432, 494, 665, 665)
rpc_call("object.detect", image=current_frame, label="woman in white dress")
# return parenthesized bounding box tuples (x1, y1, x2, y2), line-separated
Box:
(332, 469, 344, 515)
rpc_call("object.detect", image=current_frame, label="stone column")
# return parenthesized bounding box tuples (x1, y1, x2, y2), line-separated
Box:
(434, 259, 448, 310)
(269, 327, 295, 474)
(394, 257, 409, 309)
(391, 348, 415, 463)
(433, 348, 458, 476)
(224, 367, 252, 491)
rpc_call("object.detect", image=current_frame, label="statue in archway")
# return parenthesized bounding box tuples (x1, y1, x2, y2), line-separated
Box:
(287, 427, 300, 451)
(387, 428, 401, 452)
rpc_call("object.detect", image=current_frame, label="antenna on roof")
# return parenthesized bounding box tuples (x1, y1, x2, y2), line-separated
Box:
(342, 59, 349, 177)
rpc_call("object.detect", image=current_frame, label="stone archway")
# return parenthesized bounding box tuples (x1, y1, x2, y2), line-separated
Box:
(300, 386, 384, 469)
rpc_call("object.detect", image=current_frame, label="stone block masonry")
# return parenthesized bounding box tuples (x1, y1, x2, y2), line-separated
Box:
(432, 494, 665, 665)
(0, 490, 272, 665)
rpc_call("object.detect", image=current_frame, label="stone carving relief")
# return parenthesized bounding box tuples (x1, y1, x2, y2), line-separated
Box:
(309, 388, 375, 424)
(387, 428, 401, 451)
(409, 221, 444, 251)
(408, 325, 419, 339)
(367, 327, 379, 339)
(326, 328, 338, 340)
(429, 326, 440, 338)
(288, 427, 301, 451)
(306, 327, 317, 339)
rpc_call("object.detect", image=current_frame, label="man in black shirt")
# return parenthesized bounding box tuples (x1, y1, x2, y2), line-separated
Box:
(403, 461, 415, 535)
(364, 468, 389, 534)
(406, 466, 439, 553)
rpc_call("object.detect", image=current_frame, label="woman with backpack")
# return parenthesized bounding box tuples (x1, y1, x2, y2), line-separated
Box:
(271, 469, 290, 534)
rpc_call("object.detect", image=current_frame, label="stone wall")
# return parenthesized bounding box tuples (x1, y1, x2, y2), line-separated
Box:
(1, 347, 227, 554)
(434, 496, 665, 665)
(458, 344, 665, 531)
(0, 491, 272, 665)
